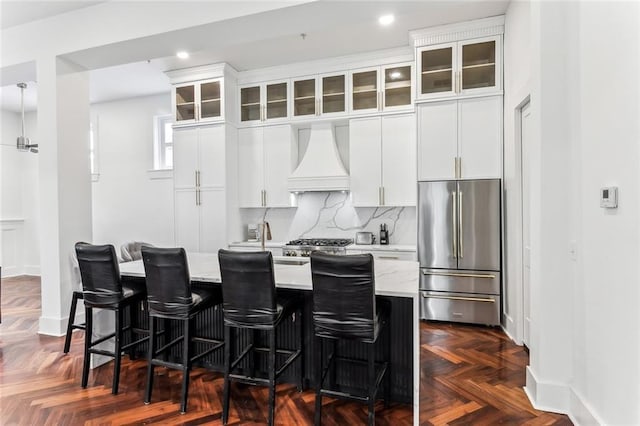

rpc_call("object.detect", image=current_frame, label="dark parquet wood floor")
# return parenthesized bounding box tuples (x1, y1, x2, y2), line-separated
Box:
(0, 276, 571, 425)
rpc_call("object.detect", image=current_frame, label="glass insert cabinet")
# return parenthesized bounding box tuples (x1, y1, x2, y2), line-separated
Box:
(174, 79, 223, 124)
(240, 81, 289, 123)
(350, 63, 413, 114)
(292, 74, 347, 118)
(417, 36, 500, 100)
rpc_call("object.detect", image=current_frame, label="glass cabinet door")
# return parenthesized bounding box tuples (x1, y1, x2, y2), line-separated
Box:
(199, 80, 221, 120)
(384, 65, 411, 108)
(352, 69, 378, 111)
(321, 74, 345, 114)
(266, 82, 288, 120)
(241, 86, 261, 122)
(461, 40, 496, 90)
(420, 45, 454, 96)
(293, 79, 316, 116)
(175, 84, 196, 122)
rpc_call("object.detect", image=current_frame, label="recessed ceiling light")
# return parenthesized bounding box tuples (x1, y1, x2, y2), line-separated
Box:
(176, 51, 189, 59)
(390, 71, 402, 79)
(378, 14, 394, 26)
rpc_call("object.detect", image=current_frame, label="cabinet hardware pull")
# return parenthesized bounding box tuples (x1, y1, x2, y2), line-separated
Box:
(378, 256, 399, 260)
(422, 270, 496, 279)
(421, 294, 495, 303)
(452, 191, 457, 258)
(458, 191, 463, 258)
(378, 187, 382, 205)
(381, 186, 385, 205)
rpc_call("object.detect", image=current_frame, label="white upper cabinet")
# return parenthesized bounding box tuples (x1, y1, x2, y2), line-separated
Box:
(418, 95, 502, 180)
(417, 36, 501, 101)
(238, 125, 294, 208)
(239, 80, 289, 124)
(349, 114, 416, 207)
(292, 73, 347, 119)
(174, 78, 224, 124)
(350, 62, 413, 115)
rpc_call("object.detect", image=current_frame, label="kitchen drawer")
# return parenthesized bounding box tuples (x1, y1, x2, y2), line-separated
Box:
(346, 249, 416, 261)
(420, 269, 500, 294)
(420, 291, 500, 325)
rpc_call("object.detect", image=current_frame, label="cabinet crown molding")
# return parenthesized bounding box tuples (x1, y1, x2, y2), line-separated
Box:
(410, 15, 505, 47)
(166, 63, 238, 84)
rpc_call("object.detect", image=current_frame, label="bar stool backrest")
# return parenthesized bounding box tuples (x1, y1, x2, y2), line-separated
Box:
(218, 249, 277, 327)
(75, 242, 123, 306)
(141, 247, 192, 319)
(310, 252, 376, 341)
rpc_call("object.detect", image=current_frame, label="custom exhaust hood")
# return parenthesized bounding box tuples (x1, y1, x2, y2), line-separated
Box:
(288, 123, 349, 192)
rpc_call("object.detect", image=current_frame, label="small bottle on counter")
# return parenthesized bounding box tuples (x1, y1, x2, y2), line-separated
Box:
(380, 223, 389, 245)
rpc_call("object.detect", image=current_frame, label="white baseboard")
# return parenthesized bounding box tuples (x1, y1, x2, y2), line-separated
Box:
(23, 265, 41, 276)
(524, 366, 569, 414)
(38, 315, 68, 337)
(502, 313, 519, 344)
(569, 388, 603, 426)
(1, 265, 21, 278)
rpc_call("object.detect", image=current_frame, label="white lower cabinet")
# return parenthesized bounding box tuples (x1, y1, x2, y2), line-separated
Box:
(238, 125, 294, 208)
(418, 95, 502, 180)
(175, 188, 227, 253)
(349, 114, 416, 207)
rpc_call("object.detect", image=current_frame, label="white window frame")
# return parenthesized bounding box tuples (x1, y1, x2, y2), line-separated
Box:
(153, 114, 174, 171)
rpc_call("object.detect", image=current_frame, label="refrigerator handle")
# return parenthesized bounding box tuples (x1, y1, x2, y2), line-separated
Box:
(458, 191, 463, 258)
(452, 191, 457, 258)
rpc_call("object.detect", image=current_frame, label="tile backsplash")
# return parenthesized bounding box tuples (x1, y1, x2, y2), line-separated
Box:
(238, 191, 416, 245)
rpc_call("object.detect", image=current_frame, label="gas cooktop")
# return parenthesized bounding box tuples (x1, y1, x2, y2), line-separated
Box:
(285, 238, 353, 247)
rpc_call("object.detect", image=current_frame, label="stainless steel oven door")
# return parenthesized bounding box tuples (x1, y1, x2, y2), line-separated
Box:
(420, 268, 500, 295)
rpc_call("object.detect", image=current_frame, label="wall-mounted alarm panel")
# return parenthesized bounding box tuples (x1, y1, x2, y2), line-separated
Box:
(600, 187, 618, 208)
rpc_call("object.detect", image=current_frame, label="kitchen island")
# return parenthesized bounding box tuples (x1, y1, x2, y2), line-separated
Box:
(119, 252, 419, 423)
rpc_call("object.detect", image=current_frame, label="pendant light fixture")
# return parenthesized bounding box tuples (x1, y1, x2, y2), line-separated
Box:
(16, 82, 38, 153)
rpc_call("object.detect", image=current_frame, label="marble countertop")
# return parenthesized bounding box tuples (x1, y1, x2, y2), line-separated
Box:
(228, 241, 287, 248)
(120, 252, 418, 299)
(347, 244, 417, 252)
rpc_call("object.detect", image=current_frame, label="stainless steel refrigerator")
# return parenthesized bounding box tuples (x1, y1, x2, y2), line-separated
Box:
(418, 179, 501, 325)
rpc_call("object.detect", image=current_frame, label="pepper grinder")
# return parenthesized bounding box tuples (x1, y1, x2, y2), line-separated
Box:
(380, 223, 389, 245)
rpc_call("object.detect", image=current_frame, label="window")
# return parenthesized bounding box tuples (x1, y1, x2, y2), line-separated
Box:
(89, 117, 99, 181)
(154, 114, 173, 170)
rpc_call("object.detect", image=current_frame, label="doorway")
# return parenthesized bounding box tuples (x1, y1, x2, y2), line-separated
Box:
(520, 100, 532, 347)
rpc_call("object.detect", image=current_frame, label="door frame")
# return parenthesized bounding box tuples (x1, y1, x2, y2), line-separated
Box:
(513, 95, 531, 346)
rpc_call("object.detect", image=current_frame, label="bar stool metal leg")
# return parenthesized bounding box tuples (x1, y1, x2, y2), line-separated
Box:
(180, 318, 191, 414)
(144, 316, 156, 404)
(367, 343, 376, 426)
(297, 308, 304, 391)
(112, 308, 123, 395)
(314, 336, 323, 426)
(268, 329, 277, 426)
(222, 325, 232, 425)
(63, 291, 82, 354)
(81, 306, 92, 388)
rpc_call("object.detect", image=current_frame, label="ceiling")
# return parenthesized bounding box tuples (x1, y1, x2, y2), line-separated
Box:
(0, 0, 510, 113)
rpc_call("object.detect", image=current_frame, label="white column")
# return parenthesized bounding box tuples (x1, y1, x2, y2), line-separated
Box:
(36, 56, 92, 336)
(525, 0, 577, 412)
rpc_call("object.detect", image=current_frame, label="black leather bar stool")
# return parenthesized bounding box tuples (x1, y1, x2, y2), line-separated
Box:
(75, 242, 149, 395)
(310, 252, 391, 426)
(141, 246, 224, 413)
(218, 249, 304, 426)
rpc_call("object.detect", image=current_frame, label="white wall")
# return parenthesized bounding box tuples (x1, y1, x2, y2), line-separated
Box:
(0, 109, 39, 276)
(572, 2, 639, 424)
(516, 1, 640, 424)
(91, 93, 174, 252)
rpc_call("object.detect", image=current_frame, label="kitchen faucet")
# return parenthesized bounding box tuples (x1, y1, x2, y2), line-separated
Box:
(260, 221, 272, 251)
